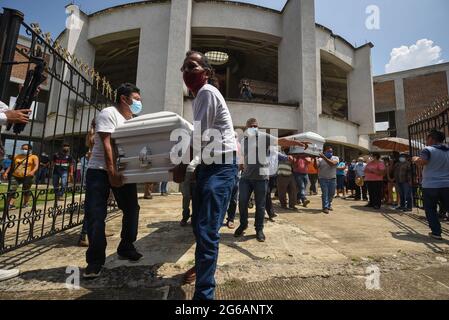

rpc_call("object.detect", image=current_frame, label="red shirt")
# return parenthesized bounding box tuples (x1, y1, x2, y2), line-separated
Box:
(293, 157, 310, 174)
(364, 161, 385, 181)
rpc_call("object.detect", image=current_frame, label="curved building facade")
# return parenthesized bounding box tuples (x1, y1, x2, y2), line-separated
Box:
(56, 0, 376, 157)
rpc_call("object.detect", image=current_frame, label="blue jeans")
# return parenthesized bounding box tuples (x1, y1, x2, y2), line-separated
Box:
(226, 176, 240, 222)
(53, 170, 68, 198)
(85, 169, 140, 266)
(423, 188, 449, 236)
(238, 178, 268, 231)
(294, 173, 308, 203)
(319, 178, 336, 209)
(160, 181, 168, 193)
(192, 164, 238, 300)
(398, 182, 413, 209)
(37, 167, 48, 184)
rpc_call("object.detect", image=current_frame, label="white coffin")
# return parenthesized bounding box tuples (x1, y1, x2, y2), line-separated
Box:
(287, 132, 326, 156)
(112, 111, 193, 184)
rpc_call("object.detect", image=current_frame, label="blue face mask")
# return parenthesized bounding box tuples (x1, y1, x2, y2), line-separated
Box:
(129, 99, 143, 115)
(325, 152, 333, 158)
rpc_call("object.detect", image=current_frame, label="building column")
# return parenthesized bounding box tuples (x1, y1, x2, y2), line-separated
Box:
(347, 45, 375, 136)
(46, 5, 95, 138)
(394, 78, 408, 138)
(163, 0, 192, 115)
(278, 0, 318, 133)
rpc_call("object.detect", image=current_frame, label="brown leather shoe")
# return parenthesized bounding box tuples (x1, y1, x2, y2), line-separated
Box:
(183, 266, 196, 284)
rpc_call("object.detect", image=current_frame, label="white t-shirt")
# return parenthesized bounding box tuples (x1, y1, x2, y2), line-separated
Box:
(88, 106, 126, 170)
(0, 101, 10, 125)
(192, 84, 237, 163)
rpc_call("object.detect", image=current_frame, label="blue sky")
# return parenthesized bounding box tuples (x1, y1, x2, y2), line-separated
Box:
(1, 0, 448, 75)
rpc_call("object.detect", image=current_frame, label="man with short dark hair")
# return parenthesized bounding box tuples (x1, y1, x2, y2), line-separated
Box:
(83, 83, 144, 278)
(234, 118, 307, 242)
(413, 129, 449, 241)
(52, 143, 74, 201)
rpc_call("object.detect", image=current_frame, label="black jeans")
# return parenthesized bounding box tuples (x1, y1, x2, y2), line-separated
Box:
(423, 188, 449, 236)
(85, 169, 140, 266)
(239, 178, 268, 231)
(367, 181, 383, 208)
(308, 174, 318, 194)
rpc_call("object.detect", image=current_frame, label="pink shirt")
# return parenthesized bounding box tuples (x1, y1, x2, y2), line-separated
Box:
(364, 161, 385, 181)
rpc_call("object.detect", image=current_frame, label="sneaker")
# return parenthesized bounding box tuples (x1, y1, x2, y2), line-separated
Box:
(429, 233, 443, 241)
(234, 225, 247, 237)
(83, 264, 103, 279)
(395, 206, 405, 211)
(323, 208, 330, 214)
(288, 206, 298, 211)
(0, 269, 20, 281)
(226, 220, 235, 229)
(303, 199, 310, 208)
(78, 235, 89, 247)
(402, 208, 413, 212)
(118, 249, 143, 262)
(144, 195, 153, 200)
(256, 230, 266, 242)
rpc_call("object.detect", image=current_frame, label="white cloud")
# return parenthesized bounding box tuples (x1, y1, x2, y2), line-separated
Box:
(385, 39, 444, 73)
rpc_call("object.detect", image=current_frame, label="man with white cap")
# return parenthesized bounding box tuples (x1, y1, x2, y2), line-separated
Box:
(0, 99, 32, 281)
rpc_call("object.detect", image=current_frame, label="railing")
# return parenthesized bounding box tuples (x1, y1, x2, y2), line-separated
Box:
(408, 97, 449, 209)
(0, 8, 117, 254)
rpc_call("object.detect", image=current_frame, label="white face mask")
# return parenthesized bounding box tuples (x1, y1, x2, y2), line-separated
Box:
(399, 157, 406, 163)
(247, 127, 258, 135)
(21, 149, 29, 156)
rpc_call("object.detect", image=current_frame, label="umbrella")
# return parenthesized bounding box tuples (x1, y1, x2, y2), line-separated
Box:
(372, 137, 425, 152)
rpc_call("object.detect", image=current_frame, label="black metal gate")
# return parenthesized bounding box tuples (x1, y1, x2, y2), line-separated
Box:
(408, 97, 449, 209)
(0, 8, 117, 254)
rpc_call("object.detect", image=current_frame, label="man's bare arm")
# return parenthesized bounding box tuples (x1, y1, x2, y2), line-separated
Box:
(99, 132, 123, 187)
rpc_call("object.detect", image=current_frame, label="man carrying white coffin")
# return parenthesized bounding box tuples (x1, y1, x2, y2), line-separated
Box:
(83, 83, 144, 279)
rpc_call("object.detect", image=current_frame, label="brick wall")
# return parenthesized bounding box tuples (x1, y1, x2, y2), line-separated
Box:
(10, 44, 50, 86)
(404, 71, 448, 124)
(374, 80, 396, 112)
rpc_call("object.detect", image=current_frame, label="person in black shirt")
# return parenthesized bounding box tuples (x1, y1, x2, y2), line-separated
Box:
(37, 152, 50, 184)
(52, 144, 74, 201)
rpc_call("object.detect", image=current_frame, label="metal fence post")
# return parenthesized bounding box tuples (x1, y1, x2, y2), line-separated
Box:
(0, 8, 24, 102)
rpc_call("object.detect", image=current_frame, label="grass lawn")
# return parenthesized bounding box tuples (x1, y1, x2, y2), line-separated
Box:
(0, 184, 84, 211)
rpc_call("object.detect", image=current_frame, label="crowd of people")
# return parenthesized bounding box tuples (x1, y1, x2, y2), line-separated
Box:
(1, 51, 448, 300)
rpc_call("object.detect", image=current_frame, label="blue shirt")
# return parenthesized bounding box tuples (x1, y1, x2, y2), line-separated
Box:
(336, 162, 346, 176)
(354, 162, 366, 177)
(420, 144, 449, 189)
(2, 158, 12, 170)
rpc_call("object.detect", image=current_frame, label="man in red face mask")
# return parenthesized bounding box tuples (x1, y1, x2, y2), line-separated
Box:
(179, 51, 239, 300)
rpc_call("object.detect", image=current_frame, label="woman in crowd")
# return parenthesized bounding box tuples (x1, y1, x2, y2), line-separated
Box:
(364, 153, 386, 210)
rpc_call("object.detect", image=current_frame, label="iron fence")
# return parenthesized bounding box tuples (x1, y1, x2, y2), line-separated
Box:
(408, 97, 449, 209)
(0, 8, 117, 254)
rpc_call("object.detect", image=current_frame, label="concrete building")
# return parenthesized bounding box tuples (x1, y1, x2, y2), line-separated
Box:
(373, 62, 449, 140)
(4, 0, 377, 159)
(55, 0, 376, 159)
